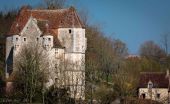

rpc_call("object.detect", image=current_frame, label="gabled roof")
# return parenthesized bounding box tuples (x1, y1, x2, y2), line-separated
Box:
(8, 6, 84, 48)
(139, 72, 169, 88)
(8, 6, 84, 35)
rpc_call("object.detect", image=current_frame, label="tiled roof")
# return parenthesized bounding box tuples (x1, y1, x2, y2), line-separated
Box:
(9, 6, 84, 35)
(8, 6, 84, 48)
(139, 72, 169, 88)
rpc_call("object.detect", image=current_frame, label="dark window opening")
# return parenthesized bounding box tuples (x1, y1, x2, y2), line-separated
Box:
(142, 93, 145, 99)
(69, 29, 71, 33)
(24, 38, 26, 41)
(16, 38, 18, 41)
(157, 94, 160, 99)
(55, 64, 58, 68)
(48, 38, 51, 41)
(148, 83, 153, 89)
(37, 38, 39, 41)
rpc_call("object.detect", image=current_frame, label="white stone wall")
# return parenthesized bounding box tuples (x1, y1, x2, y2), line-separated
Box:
(58, 28, 86, 99)
(6, 17, 86, 99)
(42, 35, 54, 50)
(139, 88, 168, 102)
(58, 28, 86, 53)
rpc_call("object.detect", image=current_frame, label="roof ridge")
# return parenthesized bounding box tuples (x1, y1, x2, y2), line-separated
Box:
(29, 8, 69, 12)
(140, 72, 165, 74)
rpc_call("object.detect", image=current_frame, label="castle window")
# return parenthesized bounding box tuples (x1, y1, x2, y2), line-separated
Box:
(69, 29, 72, 33)
(48, 38, 51, 41)
(142, 93, 145, 99)
(55, 49, 58, 54)
(24, 38, 26, 41)
(157, 94, 160, 99)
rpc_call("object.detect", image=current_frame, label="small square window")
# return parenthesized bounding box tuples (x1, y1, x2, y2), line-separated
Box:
(24, 38, 26, 41)
(48, 38, 51, 41)
(69, 29, 71, 33)
(157, 94, 160, 99)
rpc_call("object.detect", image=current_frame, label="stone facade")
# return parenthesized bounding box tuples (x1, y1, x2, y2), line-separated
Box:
(138, 72, 169, 103)
(5, 7, 86, 99)
(139, 88, 168, 102)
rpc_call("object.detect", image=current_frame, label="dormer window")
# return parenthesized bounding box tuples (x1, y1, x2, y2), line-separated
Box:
(69, 29, 71, 33)
(148, 80, 153, 89)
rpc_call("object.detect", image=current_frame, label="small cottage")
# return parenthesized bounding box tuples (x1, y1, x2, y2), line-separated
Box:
(138, 72, 169, 103)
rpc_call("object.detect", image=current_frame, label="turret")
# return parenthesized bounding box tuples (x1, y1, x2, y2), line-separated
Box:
(12, 35, 21, 50)
(58, 28, 86, 53)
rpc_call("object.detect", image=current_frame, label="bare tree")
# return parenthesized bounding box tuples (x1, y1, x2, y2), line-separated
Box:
(78, 8, 89, 26)
(112, 63, 138, 100)
(112, 39, 128, 57)
(43, 0, 67, 9)
(139, 40, 166, 59)
(14, 44, 49, 103)
(161, 33, 170, 55)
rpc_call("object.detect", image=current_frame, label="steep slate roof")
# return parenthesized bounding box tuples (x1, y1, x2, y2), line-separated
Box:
(139, 72, 169, 88)
(8, 6, 84, 48)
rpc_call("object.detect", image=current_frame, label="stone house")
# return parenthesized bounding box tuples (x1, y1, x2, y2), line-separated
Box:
(138, 72, 169, 103)
(5, 6, 87, 99)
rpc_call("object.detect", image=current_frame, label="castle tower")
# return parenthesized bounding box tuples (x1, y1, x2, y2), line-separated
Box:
(5, 7, 86, 99)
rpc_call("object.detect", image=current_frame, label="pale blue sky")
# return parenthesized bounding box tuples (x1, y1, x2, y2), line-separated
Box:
(0, 0, 170, 54)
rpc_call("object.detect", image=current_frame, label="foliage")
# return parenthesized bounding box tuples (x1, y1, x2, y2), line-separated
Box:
(14, 45, 49, 103)
(43, 0, 67, 9)
(139, 40, 166, 60)
(0, 1, 170, 103)
(45, 86, 75, 104)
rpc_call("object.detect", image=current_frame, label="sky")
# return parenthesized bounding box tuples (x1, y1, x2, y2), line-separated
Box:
(0, 0, 170, 54)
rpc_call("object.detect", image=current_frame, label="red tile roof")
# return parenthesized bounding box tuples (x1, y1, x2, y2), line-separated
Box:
(8, 6, 84, 48)
(9, 6, 84, 35)
(139, 72, 169, 88)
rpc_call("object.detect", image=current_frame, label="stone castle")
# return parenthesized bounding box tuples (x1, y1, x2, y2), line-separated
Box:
(5, 6, 86, 99)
